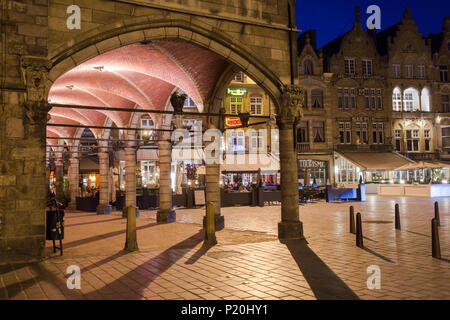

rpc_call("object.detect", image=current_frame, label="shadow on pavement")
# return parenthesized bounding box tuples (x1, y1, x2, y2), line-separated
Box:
(62, 222, 158, 249)
(283, 239, 359, 300)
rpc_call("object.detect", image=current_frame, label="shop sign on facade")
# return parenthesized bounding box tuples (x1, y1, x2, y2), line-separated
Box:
(227, 88, 247, 96)
(298, 159, 326, 168)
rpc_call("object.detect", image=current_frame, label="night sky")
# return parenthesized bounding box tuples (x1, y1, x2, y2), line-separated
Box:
(295, 0, 450, 49)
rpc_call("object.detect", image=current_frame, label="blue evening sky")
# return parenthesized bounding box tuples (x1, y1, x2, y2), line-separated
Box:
(295, 0, 450, 48)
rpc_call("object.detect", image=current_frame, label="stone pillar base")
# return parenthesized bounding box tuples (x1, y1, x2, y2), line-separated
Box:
(278, 221, 304, 240)
(122, 206, 140, 218)
(157, 210, 176, 223)
(202, 215, 225, 231)
(96, 204, 112, 215)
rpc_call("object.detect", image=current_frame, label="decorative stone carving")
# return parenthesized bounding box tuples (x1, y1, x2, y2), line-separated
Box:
(21, 57, 51, 102)
(170, 92, 187, 114)
(21, 57, 51, 125)
(279, 84, 304, 125)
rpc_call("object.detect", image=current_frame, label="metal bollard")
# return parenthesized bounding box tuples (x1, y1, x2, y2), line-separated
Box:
(349, 206, 355, 234)
(124, 206, 139, 251)
(205, 202, 217, 246)
(356, 212, 364, 248)
(395, 203, 401, 230)
(432, 218, 441, 259)
(434, 202, 441, 227)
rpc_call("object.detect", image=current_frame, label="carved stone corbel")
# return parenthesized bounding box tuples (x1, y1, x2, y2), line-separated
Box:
(21, 57, 52, 125)
(278, 84, 305, 127)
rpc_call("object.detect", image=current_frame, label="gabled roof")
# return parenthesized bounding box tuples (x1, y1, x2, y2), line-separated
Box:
(375, 23, 401, 56)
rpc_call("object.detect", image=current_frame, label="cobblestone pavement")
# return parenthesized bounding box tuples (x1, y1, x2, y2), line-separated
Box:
(1, 195, 449, 300)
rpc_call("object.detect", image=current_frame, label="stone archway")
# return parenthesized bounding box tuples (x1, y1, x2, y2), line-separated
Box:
(1, 7, 304, 263)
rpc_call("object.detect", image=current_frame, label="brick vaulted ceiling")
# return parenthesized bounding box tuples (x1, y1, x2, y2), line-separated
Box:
(47, 40, 230, 143)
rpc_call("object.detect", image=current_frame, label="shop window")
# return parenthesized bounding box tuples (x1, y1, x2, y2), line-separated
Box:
(296, 122, 309, 143)
(344, 58, 355, 74)
(250, 96, 263, 115)
(442, 94, 450, 112)
(311, 90, 323, 109)
(312, 121, 325, 143)
(141, 161, 156, 186)
(339, 122, 351, 144)
(440, 65, 449, 82)
(362, 59, 372, 76)
(230, 97, 243, 114)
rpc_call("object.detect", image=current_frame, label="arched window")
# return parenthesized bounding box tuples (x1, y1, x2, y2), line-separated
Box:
(304, 60, 313, 75)
(392, 87, 402, 111)
(403, 88, 420, 111)
(421, 88, 430, 112)
(405, 62, 413, 79)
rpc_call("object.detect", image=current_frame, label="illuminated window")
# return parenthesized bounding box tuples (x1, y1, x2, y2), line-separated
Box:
(250, 96, 263, 115)
(230, 97, 243, 114)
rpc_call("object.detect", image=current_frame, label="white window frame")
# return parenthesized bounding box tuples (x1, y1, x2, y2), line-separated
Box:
(230, 97, 243, 115)
(249, 96, 263, 115)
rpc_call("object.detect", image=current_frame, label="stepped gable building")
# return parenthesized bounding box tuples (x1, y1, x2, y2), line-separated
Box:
(297, 6, 450, 186)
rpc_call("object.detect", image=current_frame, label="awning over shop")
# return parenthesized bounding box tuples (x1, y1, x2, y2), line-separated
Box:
(337, 152, 415, 171)
(79, 156, 99, 173)
(171, 148, 204, 163)
(221, 153, 280, 173)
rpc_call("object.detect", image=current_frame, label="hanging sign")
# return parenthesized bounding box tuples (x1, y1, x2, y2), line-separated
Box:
(225, 117, 242, 127)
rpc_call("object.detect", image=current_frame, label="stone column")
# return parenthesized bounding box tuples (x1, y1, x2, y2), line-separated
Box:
(124, 146, 137, 210)
(204, 162, 224, 230)
(203, 124, 224, 230)
(54, 156, 64, 186)
(278, 85, 305, 240)
(67, 156, 79, 210)
(97, 147, 112, 214)
(157, 140, 175, 222)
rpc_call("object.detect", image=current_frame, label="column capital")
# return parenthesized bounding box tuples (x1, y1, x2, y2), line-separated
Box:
(278, 84, 304, 126)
